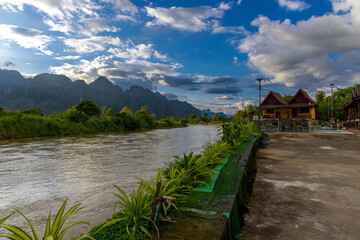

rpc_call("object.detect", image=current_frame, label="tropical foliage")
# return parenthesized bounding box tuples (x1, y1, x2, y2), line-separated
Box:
(0, 200, 93, 240)
(0, 101, 189, 139)
(316, 85, 355, 120)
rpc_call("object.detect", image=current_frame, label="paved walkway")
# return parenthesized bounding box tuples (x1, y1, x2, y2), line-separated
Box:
(242, 132, 360, 240)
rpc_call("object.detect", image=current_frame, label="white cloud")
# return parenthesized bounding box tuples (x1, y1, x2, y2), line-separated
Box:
(64, 36, 123, 53)
(0, 0, 99, 20)
(49, 55, 181, 83)
(102, 0, 138, 15)
(237, 1, 360, 89)
(237, 0, 242, 5)
(233, 56, 239, 65)
(277, 0, 310, 11)
(108, 41, 168, 61)
(216, 96, 234, 100)
(0, 0, 136, 36)
(0, 24, 53, 55)
(145, 2, 231, 32)
(54, 55, 81, 60)
(211, 20, 247, 35)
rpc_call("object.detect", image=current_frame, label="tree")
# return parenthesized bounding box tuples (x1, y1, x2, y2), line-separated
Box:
(104, 108, 115, 117)
(282, 94, 293, 102)
(22, 107, 43, 115)
(120, 107, 133, 116)
(315, 90, 326, 103)
(75, 100, 100, 117)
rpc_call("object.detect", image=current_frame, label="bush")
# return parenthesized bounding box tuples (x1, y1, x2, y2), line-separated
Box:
(64, 108, 89, 123)
(22, 107, 43, 115)
(75, 100, 101, 117)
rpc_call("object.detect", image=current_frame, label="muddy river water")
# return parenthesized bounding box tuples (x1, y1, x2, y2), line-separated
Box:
(0, 125, 219, 238)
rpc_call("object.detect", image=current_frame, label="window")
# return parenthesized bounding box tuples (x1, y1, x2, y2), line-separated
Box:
(265, 109, 275, 114)
(298, 107, 309, 113)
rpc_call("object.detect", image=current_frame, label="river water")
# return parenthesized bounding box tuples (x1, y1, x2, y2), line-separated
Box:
(0, 125, 219, 238)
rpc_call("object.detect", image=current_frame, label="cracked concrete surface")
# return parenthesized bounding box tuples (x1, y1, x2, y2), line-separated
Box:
(242, 132, 360, 240)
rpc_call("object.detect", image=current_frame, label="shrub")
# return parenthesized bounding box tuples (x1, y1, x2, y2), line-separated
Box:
(22, 107, 43, 115)
(75, 100, 101, 117)
(64, 108, 89, 123)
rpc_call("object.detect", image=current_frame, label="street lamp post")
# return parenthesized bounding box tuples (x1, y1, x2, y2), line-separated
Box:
(257, 78, 263, 122)
(330, 83, 335, 128)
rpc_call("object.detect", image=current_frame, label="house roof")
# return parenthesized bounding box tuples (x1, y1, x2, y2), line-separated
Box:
(288, 89, 316, 106)
(260, 91, 288, 107)
(340, 84, 360, 111)
(260, 89, 316, 109)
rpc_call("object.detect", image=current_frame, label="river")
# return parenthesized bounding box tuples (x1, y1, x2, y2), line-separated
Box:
(0, 125, 220, 238)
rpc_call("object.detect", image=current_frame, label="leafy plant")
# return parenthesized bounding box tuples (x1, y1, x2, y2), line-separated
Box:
(92, 183, 159, 239)
(0, 199, 92, 240)
(199, 141, 233, 169)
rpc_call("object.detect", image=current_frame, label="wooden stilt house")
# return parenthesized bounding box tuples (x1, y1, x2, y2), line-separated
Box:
(260, 89, 316, 120)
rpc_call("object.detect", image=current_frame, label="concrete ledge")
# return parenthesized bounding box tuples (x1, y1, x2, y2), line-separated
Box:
(159, 133, 263, 239)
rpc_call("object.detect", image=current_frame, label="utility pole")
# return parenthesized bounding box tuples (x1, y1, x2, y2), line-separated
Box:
(257, 78, 263, 121)
(330, 83, 335, 128)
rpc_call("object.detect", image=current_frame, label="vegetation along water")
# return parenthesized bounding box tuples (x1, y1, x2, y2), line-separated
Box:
(0, 118, 258, 239)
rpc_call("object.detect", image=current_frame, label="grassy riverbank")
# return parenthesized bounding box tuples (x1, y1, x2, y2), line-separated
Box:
(0, 101, 190, 140)
(0, 119, 256, 240)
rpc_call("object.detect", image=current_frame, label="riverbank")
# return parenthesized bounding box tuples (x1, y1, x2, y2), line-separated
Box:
(0, 126, 220, 239)
(242, 132, 360, 239)
(157, 133, 263, 239)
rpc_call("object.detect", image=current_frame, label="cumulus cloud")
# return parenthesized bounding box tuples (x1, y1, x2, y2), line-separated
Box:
(211, 20, 247, 35)
(54, 55, 81, 60)
(277, 0, 310, 11)
(49, 55, 181, 84)
(159, 91, 178, 100)
(64, 36, 122, 53)
(237, 0, 360, 89)
(145, 2, 231, 32)
(0, 24, 53, 55)
(216, 96, 234, 100)
(109, 41, 168, 61)
(0, 0, 99, 20)
(0, 0, 136, 36)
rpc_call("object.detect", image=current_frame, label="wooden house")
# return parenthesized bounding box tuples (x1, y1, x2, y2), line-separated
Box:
(260, 89, 316, 120)
(340, 84, 360, 127)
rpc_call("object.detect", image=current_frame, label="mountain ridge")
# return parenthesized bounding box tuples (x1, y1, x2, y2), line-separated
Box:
(0, 69, 201, 119)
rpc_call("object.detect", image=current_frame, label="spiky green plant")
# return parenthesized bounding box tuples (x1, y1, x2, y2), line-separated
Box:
(137, 168, 183, 216)
(92, 183, 159, 239)
(199, 141, 233, 169)
(0, 200, 93, 240)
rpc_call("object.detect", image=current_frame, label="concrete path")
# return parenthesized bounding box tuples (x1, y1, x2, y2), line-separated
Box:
(242, 132, 360, 240)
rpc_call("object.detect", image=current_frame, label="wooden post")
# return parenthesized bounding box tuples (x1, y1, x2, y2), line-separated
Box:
(151, 182, 161, 221)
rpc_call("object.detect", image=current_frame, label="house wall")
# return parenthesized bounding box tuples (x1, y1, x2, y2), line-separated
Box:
(263, 107, 316, 119)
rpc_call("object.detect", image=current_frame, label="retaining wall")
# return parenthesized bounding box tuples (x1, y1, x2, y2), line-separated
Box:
(159, 133, 263, 239)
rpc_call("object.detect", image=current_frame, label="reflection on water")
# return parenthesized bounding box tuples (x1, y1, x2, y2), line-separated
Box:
(0, 125, 219, 237)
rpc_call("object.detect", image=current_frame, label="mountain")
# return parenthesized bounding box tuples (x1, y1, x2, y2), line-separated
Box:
(0, 69, 28, 92)
(201, 109, 228, 118)
(0, 69, 201, 119)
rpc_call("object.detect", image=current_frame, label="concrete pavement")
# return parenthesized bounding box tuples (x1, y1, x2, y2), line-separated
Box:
(242, 132, 360, 240)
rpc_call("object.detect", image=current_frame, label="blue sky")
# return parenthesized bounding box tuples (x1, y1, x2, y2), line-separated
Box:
(0, 0, 359, 115)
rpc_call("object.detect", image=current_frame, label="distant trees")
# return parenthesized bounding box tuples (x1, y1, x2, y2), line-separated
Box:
(282, 94, 293, 102)
(75, 100, 101, 117)
(315, 90, 326, 103)
(234, 104, 258, 121)
(104, 108, 115, 117)
(22, 108, 43, 115)
(120, 107, 133, 116)
(316, 86, 355, 120)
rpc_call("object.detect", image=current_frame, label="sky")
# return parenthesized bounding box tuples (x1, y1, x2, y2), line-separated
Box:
(0, 0, 359, 115)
